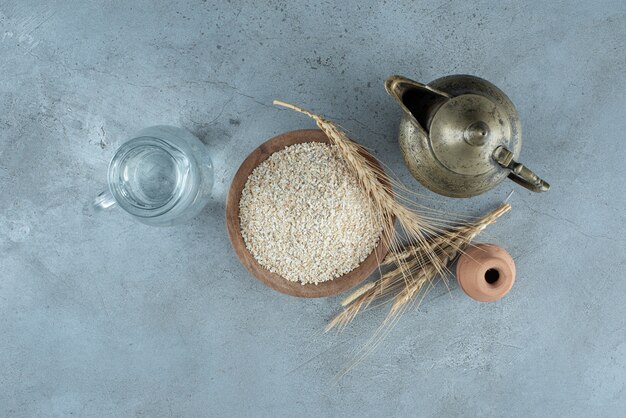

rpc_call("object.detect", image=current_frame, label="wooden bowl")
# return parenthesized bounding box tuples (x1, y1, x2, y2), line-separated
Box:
(226, 129, 393, 298)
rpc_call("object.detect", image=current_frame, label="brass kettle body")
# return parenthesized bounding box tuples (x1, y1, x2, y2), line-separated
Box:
(385, 75, 549, 198)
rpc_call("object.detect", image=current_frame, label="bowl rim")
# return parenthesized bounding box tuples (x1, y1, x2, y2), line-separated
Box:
(225, 129, 393, 298)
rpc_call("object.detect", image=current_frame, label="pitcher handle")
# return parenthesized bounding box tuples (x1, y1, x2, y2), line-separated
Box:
(493, 146, 550, 192)
(93, 190, 117, 211)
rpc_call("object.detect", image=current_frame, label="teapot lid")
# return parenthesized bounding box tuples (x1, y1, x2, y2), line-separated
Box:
(427, 74, 522, 165)
(429, 93, 516, 176)
(423, 75, 523, 196)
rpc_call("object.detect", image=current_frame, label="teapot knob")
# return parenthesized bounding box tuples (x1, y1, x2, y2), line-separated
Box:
(493, 146, 550, 192)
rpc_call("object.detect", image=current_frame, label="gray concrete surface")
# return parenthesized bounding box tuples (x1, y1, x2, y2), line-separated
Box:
(1, 0, 624, 416)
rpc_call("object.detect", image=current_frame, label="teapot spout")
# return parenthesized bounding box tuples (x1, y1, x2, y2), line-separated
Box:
(385, 75, 452, 133)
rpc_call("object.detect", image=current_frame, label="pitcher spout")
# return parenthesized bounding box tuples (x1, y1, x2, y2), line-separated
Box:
(385, 75, 452, 133)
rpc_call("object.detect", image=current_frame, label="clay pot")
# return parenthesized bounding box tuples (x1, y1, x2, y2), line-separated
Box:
(456, 244, 516, 302)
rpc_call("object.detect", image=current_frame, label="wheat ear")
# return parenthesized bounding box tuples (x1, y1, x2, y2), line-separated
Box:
(328, 203, 511, 331)
(273, 100, 450, 277)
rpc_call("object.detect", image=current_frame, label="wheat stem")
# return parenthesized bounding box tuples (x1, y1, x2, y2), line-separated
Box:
(272, 100, 511, 333)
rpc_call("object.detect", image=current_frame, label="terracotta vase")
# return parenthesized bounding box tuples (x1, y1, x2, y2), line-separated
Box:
(456, 244, 516, 302)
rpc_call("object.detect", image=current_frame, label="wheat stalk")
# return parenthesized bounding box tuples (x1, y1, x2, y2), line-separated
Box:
(273, 100, 450, 277)
(328, 203, 511, 331)
(272, 100, 511, 334)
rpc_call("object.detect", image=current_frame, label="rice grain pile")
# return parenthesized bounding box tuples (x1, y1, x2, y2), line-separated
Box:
(239, 142, 381, 285)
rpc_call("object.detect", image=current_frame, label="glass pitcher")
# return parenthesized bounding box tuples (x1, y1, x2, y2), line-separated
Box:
(92, 126, 213, 226)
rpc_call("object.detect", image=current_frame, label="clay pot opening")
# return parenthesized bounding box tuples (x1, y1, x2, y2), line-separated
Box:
(484, 268, 500, 285)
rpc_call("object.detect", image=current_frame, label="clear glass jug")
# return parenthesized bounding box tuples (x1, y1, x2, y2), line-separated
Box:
(93, 126, 213, 226)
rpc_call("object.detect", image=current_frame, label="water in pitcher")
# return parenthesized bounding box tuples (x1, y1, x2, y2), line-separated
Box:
(100, 126, 213, 226)
(114, 141, 195, 210)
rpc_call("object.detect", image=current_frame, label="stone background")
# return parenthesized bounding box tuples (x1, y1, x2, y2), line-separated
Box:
(0, 0, 624, 416)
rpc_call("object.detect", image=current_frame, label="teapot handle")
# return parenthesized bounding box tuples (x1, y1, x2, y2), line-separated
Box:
(493, 146, 550, 192)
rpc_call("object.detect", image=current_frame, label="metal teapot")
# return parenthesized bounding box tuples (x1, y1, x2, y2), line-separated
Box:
(385, 74, 549, 197)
